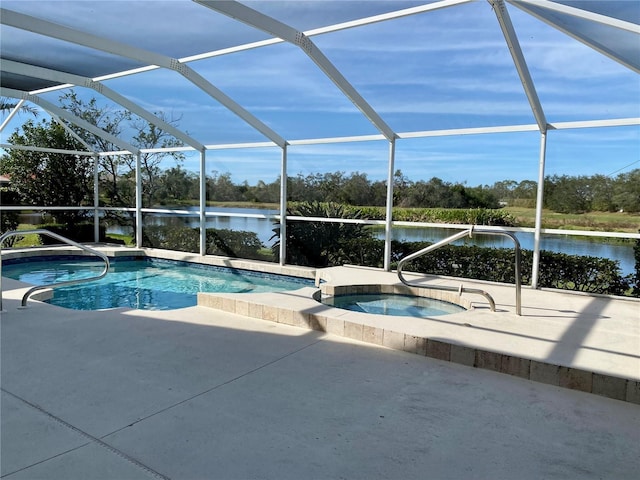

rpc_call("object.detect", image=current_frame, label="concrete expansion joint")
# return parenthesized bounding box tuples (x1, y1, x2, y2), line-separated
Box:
(0, 388, 171, 480)
(103, 336, 326, 442)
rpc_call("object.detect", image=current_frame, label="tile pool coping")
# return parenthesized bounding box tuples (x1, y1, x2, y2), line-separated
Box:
(0, 245, 317, 280)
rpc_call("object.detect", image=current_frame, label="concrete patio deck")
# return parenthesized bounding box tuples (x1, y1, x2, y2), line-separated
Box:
(1, 257, 639, 479)
(201, 264, 640, 403)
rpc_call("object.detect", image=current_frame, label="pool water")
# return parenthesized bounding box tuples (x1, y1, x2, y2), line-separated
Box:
(2, 256, 313, 310)
(322, 293, 465, 317)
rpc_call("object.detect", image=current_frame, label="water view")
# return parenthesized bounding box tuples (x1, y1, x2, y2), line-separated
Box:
(109, 207, 636, 275)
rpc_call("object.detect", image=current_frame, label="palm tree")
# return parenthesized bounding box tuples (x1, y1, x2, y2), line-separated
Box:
(0, 97, 39, 117)
(271, 201, 372, 267)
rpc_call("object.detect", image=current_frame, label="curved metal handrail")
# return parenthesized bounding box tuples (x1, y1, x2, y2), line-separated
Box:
(473, 228, 522, 315)
(0, 229, 110, 309)
(397, 226, 522, 315)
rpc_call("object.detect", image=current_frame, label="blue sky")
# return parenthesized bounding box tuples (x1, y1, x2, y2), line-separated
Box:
(1, 0, 638, 186)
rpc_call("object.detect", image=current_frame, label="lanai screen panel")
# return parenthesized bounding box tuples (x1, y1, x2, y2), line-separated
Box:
(310, 1, 540, 132)
(1, 1, 638, 179)
(190, 41, 381, 142)
(394, 132, 542, 185)
(508, 3, 640, 123)
(512, 0, 640, 72)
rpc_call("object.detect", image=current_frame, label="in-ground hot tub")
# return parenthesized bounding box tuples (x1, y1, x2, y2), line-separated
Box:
(317, 284, 471, 318)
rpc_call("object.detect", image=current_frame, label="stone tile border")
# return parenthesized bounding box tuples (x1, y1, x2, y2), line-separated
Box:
(1, 246, 317, 280)
(199, 289, 639, 405)
(319, 283, 474, 310)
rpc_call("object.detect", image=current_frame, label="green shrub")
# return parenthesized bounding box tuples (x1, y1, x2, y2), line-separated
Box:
(392, 242, 630, 295)
(392, 208, 516, 226)
(0, 190, 22, 247)
(142, 225, 268, 260)
(0, 214, 21, 247)
(206, 229, 266, 260)
(286, 203, 517, 226)
(332, 237, 386, 268)
(274, 202, 372, 267)
(142, 225, 199, 253)
(302, 235, 629, 296)
(37, 222, 106, 245)
(536, 251, 630, 295)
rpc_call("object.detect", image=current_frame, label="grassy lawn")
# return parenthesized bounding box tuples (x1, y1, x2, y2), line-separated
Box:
(104, 233, 135, 246)
(504, 207, 640, 233)
(7, 224, 135, 248)
(9, 224, 43, 248)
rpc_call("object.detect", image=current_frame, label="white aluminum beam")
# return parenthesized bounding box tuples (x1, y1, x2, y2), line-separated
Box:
(0, 8, 286, 147)
(61, 116, 637, 158)
(399, 124, 540, 138)
(0, 144, 93, 156)
(489, 0, 547, 132)
(135, 152, 143, 248)
(531, 131, 548, 289)
(2, 59, 205, 151)
(188, 0, 472, 62)
(384, 139, 396, 272)
(288, 134, 387, 146)
(204, 141, 277, 150)
(507, 1, 640, 74)
(195, 0, 397, 141)
(307, 0, 474, 36)
(487, 0, 547, 133)
(550, 118, 640, 130)
(0, 87, 140, 154)
(24, 0, 472, 96)
(199, 150, 207, 256)
(279, 145, 288, 266)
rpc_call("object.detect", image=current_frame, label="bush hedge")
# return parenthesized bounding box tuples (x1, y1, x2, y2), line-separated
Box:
(0, 190, 22, 247)
(38, 223, 106, 245)
(289, 203, 517, 226)
(325, 238, 632, 296)
(392, 208, 517, 226)
(142, 225, 269, 261)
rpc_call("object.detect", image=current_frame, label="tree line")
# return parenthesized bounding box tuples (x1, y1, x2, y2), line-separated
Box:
(203, 169, 640, 214)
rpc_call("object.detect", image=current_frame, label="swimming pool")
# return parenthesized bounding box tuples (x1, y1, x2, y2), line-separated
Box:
(321, 293, 466, 317)
(2, 256, 314, 310)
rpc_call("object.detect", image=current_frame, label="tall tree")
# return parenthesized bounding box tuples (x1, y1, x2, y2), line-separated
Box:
(157, 167, 199, 204)
(0, 119, 93, 225)
(612, 169, 640, 213)
(58, 92, 185, 209)
(545, 175, 591, 213)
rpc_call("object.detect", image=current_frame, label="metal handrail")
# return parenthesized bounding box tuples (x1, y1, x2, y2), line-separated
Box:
(0, 229, 110, 309)
(397, 226, 522, 315)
